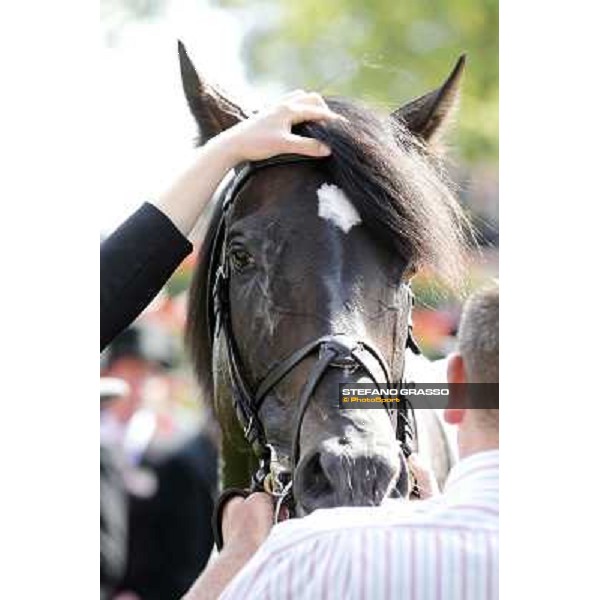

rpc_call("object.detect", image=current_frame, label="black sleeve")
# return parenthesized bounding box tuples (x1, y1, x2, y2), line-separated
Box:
(101, 202, 193, 350)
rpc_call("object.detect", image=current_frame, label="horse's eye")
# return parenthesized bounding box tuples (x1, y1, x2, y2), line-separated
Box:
(229, 247, 254, 272)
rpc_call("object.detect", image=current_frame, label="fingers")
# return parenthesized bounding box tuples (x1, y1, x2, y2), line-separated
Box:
(247, 490, 274, 506)
(276, 90, 343, 125)
(274, 92, 342, 158)
(408, 453, 440, 499)
(227, 90, 343, 162)
(281, 133, 331, 157)
(221, 492, 275, 550)
(279, 90, 326, 109)
(222, 495, 245, 525)
(287, 105, 341, 126)
(246, 492, 275, 523)
(294, 91, 329, 110)
(221, 492, 272, 526)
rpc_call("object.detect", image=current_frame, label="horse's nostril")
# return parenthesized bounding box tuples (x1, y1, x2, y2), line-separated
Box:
(295, 445, 400, 514)
(300, 452, 334, 500)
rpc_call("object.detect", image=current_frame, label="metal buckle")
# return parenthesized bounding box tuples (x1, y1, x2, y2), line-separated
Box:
(273, 480, 294, 523)
(320, 335, 359, 366)
(243, 415, 255, 439)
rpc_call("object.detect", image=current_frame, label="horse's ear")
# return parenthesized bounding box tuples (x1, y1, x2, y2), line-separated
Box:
(178, 40, 248, 145)
(392, 54, 466, 146)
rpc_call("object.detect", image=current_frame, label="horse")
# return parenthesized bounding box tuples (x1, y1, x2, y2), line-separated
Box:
(179, 41, 472, 518)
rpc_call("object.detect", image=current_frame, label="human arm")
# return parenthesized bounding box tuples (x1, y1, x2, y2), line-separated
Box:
(101, 92, 340, 350)
(100, 202, 192, 350)
(182, 493, 274, 600)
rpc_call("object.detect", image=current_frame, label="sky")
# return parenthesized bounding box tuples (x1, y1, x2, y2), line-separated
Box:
(99, 0, 277, 235)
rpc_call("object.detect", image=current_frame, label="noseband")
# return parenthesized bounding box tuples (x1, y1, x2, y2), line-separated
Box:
(208, 154, 420, 519)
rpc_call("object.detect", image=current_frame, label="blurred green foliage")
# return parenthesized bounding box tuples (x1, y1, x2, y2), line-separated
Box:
(217, 0, 498, 163)
(102, 0, 497, 161)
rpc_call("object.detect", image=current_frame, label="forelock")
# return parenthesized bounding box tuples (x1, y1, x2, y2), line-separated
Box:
(294, 97, 473, 290)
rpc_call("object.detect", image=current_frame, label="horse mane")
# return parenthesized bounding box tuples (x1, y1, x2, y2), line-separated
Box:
(185, 97, 473, 401)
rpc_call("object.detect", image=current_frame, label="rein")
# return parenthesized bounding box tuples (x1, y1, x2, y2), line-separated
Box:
(208, 155, 420, 539)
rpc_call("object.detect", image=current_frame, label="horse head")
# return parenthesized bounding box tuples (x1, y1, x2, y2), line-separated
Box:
(181, 42, 470, 514)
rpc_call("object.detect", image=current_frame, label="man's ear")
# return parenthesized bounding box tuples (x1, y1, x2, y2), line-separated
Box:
(391, 54, 466, 146)
(178, 41, 248, 145)
(444, 353, 467, 425)
(447, 352, 466, 385)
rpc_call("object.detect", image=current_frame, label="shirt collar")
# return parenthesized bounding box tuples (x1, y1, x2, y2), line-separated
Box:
(443, 448, 499, 494)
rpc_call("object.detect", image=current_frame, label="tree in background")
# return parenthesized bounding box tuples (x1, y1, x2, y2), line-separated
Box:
(217, 0, 498, 164)
(102, 0, 498, 163)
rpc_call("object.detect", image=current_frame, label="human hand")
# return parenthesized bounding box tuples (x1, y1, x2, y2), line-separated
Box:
(154, 91, 342, 238)
(408, 453, 440, 499)
(214, 90, 343, 164)
(181, 492, 275, 600)
(221, 492, 275, 556)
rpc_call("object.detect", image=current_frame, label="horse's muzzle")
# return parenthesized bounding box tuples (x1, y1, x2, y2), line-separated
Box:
(293, 437, 402, 513)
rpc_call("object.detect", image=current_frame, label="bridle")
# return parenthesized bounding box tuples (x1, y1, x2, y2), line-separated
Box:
(208, 154, 420, 519)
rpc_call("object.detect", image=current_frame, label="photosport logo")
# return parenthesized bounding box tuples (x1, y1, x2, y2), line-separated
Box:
(338, 383, 499, 410)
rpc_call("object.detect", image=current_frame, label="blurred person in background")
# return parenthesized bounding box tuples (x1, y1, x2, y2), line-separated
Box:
(100, 92, 341, 350)
(102, 325, 219, 600)
(183, 283, 499, 600)
(101, 377, 130, 600)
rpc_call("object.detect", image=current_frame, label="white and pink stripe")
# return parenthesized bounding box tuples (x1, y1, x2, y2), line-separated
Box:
(220, 450, 499, 600)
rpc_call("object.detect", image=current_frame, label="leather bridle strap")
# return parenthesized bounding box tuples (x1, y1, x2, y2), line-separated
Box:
(292, 348, 336, 469)
(254, 335, 391, 412)
(207, 154, 322, 348)
(288, 335, 393, 469)
(209, 155, 321, 457)
(209, 153, 419, 488)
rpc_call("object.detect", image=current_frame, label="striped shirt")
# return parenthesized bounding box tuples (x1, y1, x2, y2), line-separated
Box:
(220, 449, 499, 600)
